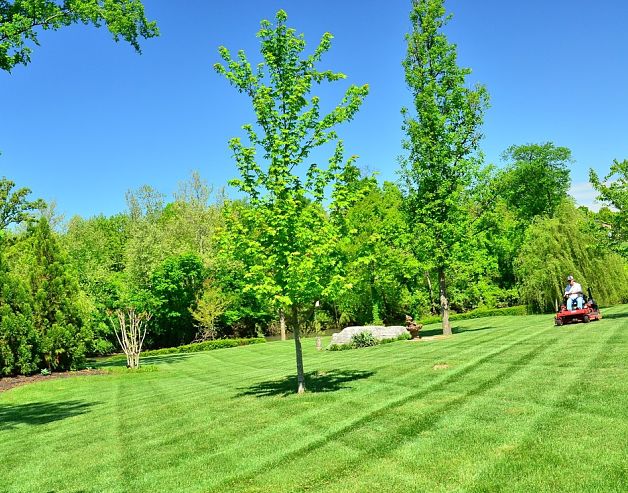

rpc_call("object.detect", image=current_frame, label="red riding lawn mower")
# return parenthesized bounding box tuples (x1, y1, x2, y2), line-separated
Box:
(555, 287, 602, 326)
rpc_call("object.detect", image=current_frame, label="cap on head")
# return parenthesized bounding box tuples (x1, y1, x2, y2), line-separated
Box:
(567, 275, 574, 281)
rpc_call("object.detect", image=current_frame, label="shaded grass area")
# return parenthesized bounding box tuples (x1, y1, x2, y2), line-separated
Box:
(0, 306, 626, 492)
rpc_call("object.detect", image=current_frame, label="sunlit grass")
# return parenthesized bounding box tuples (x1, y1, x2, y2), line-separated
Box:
(1, 306, 626, 492)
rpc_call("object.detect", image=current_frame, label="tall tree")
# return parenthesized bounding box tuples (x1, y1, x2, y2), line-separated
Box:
(589, 159, 627, 258)
(0, 0, 158, 72)
(400, 0, 489, 335)
(215, 10, 368, 393)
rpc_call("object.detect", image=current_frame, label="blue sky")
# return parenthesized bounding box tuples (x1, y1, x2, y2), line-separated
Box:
(1, 0, 627, 218)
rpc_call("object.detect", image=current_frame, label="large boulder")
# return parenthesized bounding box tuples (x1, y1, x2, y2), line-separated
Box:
(330, 325, 408, 346)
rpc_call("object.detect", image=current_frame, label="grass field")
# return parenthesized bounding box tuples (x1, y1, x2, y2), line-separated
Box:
(1, 306, 627, 493)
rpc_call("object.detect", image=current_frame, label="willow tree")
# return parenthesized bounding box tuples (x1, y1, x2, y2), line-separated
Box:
(400, 0, 489, 335)
(215, 10, 368, 393)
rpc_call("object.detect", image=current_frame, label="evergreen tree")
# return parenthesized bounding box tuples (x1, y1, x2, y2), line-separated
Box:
(28, 218, 88, 370)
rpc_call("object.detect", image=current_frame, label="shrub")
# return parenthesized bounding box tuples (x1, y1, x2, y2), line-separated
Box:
(327, 343, 352, 351)
(351, 331, 378, 348)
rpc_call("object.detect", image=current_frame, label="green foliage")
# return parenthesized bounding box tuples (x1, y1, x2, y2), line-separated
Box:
(140, 337, 266, 357)
(334, 181, 421, 325)
(380, 332, 412, 343)
(27, 218, 89, 370)
(0, 177, 43, 230)
(148, 253, 205, 348)
(498, 142, 572, 223)
(589, 159, 627, 257)
(401, 0, 489, 334)
(515, 200, 628, 312)
(326, 343, 352, 351)
(0, 217, 90, 375)
(0, 0, 158, 72)
(350, 331, 378, 348)
(189, 279, 229, 341)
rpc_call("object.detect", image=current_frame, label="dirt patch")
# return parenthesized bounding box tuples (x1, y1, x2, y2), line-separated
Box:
(0, 369, 105, 393)
(432, 363, 450, 370)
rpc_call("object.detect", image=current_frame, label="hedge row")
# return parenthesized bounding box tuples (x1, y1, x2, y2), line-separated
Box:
(142, 337, 266, 357)
(418, 305, 528, 325)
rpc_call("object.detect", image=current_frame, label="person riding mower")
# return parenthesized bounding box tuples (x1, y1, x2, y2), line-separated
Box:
(555, 276, 602, 325)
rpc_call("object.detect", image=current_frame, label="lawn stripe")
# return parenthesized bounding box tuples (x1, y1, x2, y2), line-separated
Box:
(464, 315, 627, 492)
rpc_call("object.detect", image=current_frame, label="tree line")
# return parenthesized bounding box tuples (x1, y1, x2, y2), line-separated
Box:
(1, 1, 626, 379)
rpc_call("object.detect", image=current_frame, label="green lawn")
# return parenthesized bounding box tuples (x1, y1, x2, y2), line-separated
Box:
(1, 306, 627, 493)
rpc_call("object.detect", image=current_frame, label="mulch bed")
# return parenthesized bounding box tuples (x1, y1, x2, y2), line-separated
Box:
(0, 369, 105, 393)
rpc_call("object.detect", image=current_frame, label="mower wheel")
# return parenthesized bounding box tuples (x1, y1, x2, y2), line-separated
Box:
(583, 315, 590, 323)
(555, 318, 563, 326)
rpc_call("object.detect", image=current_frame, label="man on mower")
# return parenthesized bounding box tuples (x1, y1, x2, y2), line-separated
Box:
(564, 275, 584, 310)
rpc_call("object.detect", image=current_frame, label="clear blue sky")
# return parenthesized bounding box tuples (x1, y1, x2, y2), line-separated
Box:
(1, 0, 627, 218)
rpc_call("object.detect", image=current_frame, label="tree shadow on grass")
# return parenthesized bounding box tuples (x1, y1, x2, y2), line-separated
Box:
(419, 324, 495, 338)
(94, 353, 193, 368)
(142, 354, 194, 366)
(236, 369, 376, 398)
(0, 400, 98, 431)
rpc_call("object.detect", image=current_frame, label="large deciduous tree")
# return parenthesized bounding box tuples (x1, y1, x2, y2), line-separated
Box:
(215, 10, 368, 393)
(0, 0, 158, 72)
(400, 0, 489, 335)
(498, 142, 572, 223)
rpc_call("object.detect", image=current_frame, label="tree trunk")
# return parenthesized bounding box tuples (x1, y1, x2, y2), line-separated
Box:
(439, 267, 451, 336)
(279, 308, 287, 341)
(292, 304, 305, 394)
(425, 271, 437, 314)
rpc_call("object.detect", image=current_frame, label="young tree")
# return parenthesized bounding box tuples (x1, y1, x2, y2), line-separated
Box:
(190, 279, 229, 341)
(589, 159, 627, 258)
(215, 10, 368, 393)
(400, 0, 489, 335)
(111, 307, 151, 368)
(0, 0, 158, 72)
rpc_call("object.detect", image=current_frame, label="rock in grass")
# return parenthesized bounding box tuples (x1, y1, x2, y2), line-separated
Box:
(330, 325, 409, 345)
